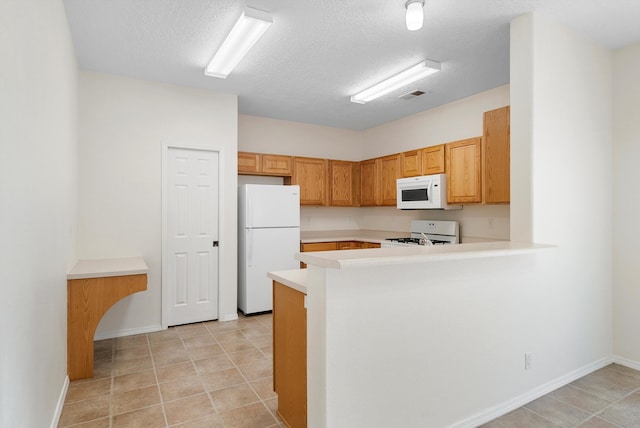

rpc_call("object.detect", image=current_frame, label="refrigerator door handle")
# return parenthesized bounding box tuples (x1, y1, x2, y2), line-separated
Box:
(247, 228, 253, 267)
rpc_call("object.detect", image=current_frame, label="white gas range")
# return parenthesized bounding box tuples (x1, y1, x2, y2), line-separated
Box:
(382, 220, 460, 248)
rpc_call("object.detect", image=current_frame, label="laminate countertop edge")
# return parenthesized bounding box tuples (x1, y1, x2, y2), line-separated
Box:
(67, 256, 149, 280)
(300, 229, 406, 244)
(268, 269, 308, 295)
(296, 241, 556, 270)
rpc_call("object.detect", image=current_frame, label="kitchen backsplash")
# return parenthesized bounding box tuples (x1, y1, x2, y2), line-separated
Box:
(300, 205, 510, 242)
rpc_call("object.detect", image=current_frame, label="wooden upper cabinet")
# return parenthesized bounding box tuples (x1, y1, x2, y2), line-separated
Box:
(482, 106, 510, 204)
(445, 137, 482, 204)
(289, 157, 328, 206)
(378, 154, 401, 206)
(422, 144, 445, 175)
(262, 154, 292, 175)
(360, 159, 378, 206)
(238, 152, 292, 176)
(238, 152, 261, 174)
(401, 150, 422, 177)
(329, 160, 359, 207)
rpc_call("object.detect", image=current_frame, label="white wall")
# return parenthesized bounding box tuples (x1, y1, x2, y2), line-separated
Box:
(512, 5, 613, 389)
(613, 42, 640, 364)
(307, 12, 614, 428)
(78, 72, 238, 337)
(239, 114, 362, 161)
(512, 11, 613, 361)
(512, 11, 614, 372)
(0, 0, 77, 426)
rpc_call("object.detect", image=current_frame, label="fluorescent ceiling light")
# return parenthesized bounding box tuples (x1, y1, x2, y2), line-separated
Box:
(405, 0, 425, 31)
(205, 7, 272, 79)
(350, 60, 441, 104)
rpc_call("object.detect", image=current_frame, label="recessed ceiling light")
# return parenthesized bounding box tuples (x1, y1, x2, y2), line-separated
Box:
(205, 7, 272, 79)
(350, 60, 441, 104)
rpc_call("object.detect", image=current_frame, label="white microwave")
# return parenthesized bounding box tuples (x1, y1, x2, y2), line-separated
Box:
(396, 174, 461, 210)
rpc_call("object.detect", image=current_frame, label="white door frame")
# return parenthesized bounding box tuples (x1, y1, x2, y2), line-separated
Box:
(161, 142, 225, 329)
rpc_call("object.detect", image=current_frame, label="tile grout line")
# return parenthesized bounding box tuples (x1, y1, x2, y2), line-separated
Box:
(209, 319, 269, 414)
(109, 338, 115, 428)
(206, 315, 281, 426)
(146, 331, 170, 428)
(188, 322, 221, 426)
(565, 381, 636, 426)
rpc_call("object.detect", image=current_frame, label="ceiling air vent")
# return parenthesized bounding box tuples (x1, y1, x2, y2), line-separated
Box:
(398, 90, 426, 100)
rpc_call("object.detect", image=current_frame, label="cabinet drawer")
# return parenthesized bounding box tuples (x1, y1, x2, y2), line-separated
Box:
(300, 242, 338, 252)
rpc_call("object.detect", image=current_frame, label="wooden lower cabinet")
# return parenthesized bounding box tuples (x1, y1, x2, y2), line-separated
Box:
(300, 242, 338, 252)
(337, 241, 363, 250)
(299, 242, 337, 268)
(273, 281, 307, 428)
(362, 242, 381, 249)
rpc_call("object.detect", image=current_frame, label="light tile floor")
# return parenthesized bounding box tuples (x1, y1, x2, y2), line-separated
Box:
(60, 311, 640, 428)
(482, 363, 640, 427)
(58, 312, 284, 428)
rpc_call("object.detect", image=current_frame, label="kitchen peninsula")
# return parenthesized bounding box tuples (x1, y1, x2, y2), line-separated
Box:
(269, 241, 553, 428)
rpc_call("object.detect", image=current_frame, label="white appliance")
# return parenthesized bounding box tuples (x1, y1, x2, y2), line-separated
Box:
(381, 220, 459, 248)
(238, 184, 300, 314)
(396, 173, 461, 210)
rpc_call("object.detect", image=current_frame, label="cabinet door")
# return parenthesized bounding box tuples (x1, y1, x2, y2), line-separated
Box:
(446, 137, 482, 204)
(238, 152, 261, 174)
(291, 157, 328, 206)
(273, 281, 307, 428)
(378, 154, 401, 206)
(401, 150, 422, 177)
(362, 242, 381, 249)
(482, 106, 510, 204)
(300, 242, 338, 252)
(337, 241, 364, 250)
(360, 159, 378, 206)
(329, 160, 355, 206)
(422, 144, 445, 175)
(262, 154, 292, 176)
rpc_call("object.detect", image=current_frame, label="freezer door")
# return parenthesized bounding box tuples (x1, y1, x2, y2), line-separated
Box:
(239, 227, 300, 314)
(242, 184, 300, 228)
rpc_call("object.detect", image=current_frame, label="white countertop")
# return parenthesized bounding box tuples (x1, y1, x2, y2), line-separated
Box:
(268, 269, 308, 294)
(300, 229, 407, 244)
(296, 241, 555, 270)
(67, 256, 149, 280)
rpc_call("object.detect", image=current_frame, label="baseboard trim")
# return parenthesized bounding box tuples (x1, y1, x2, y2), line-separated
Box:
(613, 355, 640, 371)
(219, 312, 239, 322)
(50, 375, 69, 428)
(449, 356, 613, 428)
(94, 324, 163, 341)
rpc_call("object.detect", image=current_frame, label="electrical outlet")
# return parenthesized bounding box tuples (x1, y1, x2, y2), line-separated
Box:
(525, 352, 533, 370)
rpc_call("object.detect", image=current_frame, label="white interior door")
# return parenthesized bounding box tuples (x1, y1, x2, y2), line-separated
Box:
(165, 147, 219, 326)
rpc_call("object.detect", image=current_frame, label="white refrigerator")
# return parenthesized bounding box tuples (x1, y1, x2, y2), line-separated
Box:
(238, 184, 300, 314)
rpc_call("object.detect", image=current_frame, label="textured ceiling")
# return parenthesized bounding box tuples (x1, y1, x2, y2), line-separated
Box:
(63, 0, 640, 130)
